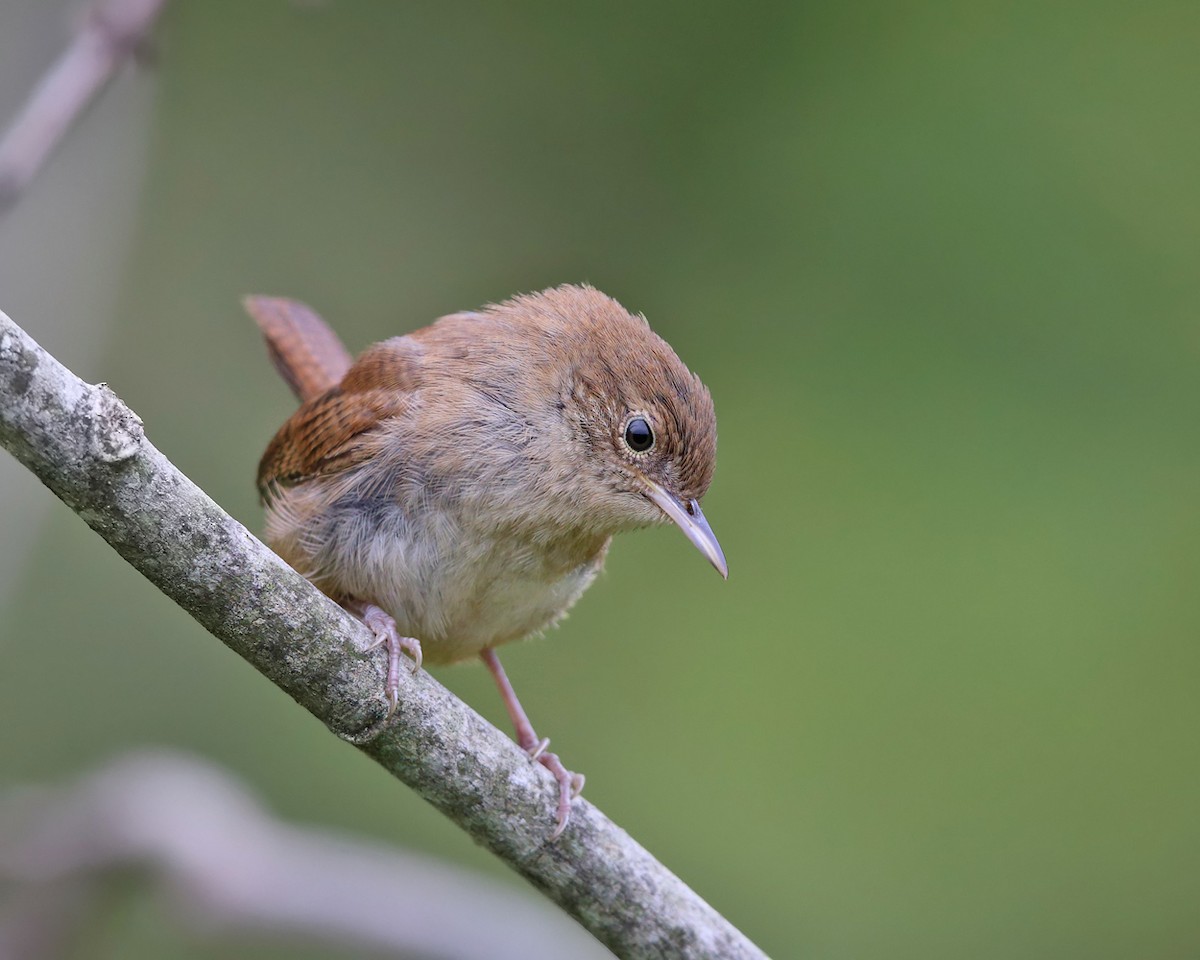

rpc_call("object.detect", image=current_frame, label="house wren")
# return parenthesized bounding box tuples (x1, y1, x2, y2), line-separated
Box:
(247, 284, 724, 836)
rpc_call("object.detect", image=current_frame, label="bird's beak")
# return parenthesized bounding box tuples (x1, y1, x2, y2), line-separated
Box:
(644, 481, 728, 579)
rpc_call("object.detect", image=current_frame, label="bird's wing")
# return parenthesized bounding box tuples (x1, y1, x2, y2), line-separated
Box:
(257, 338, 420, 498)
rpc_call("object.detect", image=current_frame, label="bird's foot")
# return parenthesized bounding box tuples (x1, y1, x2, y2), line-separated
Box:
(481, 647, 583, 839)
(355, 603, 422, 718)
(528, 743, 586, 840)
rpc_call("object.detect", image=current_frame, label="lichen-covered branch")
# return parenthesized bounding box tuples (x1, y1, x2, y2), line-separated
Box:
(0, 308, 768, 960)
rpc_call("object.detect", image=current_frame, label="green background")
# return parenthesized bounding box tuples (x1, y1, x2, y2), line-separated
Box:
(3, 2, 1199, 957)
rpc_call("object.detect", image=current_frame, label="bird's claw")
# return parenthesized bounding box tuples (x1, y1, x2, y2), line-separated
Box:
(534, 750, 584, 840)
(356, 603, 422, 718)
(521, 737, 582, 834)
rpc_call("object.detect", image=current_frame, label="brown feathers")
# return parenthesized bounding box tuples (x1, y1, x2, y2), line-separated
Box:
(245, 295, 355, 403)
(257, 385, 410, 494)
(249, 283, 722, 653)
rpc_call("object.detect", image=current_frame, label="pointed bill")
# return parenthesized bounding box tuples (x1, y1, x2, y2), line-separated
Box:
(644, 481, 728, 579)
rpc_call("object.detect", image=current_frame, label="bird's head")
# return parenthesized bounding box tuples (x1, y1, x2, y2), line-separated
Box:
(493, 285, 726, 577)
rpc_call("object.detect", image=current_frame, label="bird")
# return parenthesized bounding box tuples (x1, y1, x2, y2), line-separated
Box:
(246, 283, 725, 836)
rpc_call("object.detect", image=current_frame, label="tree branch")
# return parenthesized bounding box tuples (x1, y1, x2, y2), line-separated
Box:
(0, 750, 611, 960)
(0, 308, 767, 960)
(0, 0, 168, 216)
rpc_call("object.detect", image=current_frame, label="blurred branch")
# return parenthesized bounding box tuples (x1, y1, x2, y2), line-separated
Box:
(0, 307, 767, 960)
(0, 0, 167, 216)
(0, 751, 611, 960)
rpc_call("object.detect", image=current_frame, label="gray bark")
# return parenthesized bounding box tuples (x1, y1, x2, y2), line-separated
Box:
(0, 308, 768, 960)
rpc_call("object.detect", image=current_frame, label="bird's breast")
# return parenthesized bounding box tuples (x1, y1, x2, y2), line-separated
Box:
(359, 512, 610, 664)
(265, 478, 609, 664)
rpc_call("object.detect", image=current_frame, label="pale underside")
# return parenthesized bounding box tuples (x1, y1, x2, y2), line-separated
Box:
(264, 468, 611, 664)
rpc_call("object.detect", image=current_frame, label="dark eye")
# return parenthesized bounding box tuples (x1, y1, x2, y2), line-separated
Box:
(624, 417, 654, 452)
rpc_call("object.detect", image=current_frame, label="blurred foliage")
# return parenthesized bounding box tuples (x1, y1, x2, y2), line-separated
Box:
(3, 1, 1200, 957)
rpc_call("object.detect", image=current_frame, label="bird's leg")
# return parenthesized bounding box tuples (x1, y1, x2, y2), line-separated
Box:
(347, 601, 422, 718)
(481, 648, 584, 839)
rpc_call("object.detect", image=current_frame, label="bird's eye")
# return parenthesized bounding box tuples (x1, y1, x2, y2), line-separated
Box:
(624, 417, 654, 453)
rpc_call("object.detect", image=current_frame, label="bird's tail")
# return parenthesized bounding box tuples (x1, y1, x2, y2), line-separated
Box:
(243, 296, 354, 403)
